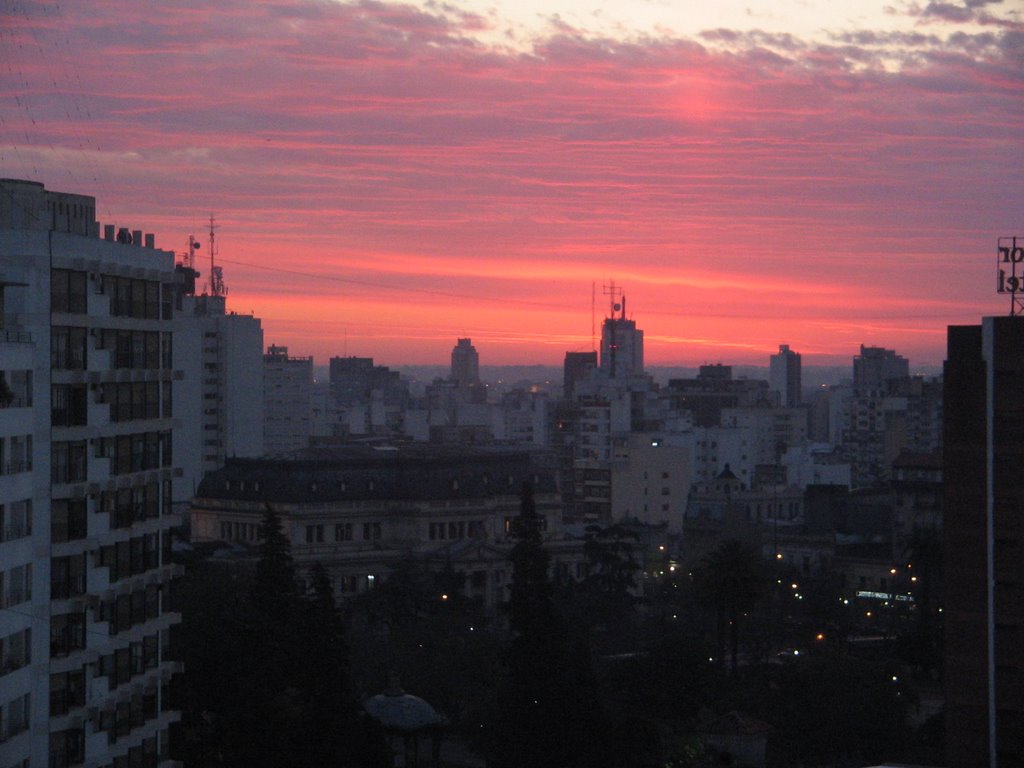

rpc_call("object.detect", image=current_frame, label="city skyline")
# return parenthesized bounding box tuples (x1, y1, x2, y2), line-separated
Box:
(2, 0, 1021, 366)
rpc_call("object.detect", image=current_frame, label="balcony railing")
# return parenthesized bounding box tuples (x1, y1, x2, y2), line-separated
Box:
(1, 520, 31, 542)
(1, 329, 33, 344)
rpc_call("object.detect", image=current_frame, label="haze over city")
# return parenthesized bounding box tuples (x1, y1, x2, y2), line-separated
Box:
(2, 0, 1022, 366)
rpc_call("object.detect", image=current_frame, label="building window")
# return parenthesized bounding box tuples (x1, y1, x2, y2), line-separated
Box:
(49, 669, 86, 716)
(51, 384, 88, 426)
(1, 563, 32, 608)
(0, 628, 31, 676)
(48, 726, 84, 768)
(51, 440, 86, 483)
(51, 269, 87, 314)
(0, 500, 32, 542)
(334, 523, 352, 542)
(51, 499, 86, 543)
(305, 525, 324, 543)
(51, 326, 87, 370)
(50, 614, 85, 658)
(1, 693, 31, 742)
(50, 555, 84, 600)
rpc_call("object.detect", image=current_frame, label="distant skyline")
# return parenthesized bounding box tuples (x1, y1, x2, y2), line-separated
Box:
(2, 0, 1021, 366)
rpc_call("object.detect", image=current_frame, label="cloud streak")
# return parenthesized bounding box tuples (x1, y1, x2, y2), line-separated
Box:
(1, 0, 1021, 365)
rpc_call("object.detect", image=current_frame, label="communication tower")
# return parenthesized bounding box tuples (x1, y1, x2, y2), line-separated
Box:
(207, 215, 227, 297)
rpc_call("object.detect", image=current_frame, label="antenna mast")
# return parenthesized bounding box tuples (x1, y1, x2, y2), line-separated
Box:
(602, 281, 623, 317)
(208, 214, 226, 297)
(591, 282, 596, 351)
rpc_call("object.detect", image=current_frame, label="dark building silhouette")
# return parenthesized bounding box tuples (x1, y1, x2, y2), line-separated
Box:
(329, 355, 404, 405)
(450, 337, 480, 387)
(664, 366, 771, 428)
(563, 351, 597, 399)
(599, 297, 643, 379)
(770, 344, 802, 407)
(944, 316, 1024, 767)
(853, 344, 909, 393)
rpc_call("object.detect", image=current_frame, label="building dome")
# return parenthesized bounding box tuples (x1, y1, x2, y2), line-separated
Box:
(363, 687, 445, 732)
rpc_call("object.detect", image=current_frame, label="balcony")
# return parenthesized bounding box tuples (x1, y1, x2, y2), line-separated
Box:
(0, 328, 33, 345)
(50, 575, 86, 601)
(1, 458, 32, 476)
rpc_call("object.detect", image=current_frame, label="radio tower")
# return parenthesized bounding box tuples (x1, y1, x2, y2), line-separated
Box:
(207, 215, 226, 297)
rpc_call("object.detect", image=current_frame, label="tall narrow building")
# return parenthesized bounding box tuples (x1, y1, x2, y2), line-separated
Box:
(944, 315, 1024, 767)
(769, 343, 801, 406)
(599, 295, 643, 380)
(450, 338, 480, 387)
(172, 258, 263, 501)
(263, 344, 313, 454)
(0, 179, 181, 768)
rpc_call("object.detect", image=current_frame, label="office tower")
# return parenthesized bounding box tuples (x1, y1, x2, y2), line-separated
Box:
(944, 316, 1024, 767)
(0, 179, 180, 767)
(450, 338, 479, 387)
(769, 344, 802, 406)
(263, 344, 313, 454)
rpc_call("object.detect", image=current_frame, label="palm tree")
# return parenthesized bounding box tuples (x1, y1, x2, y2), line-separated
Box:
(693, 540, 767, 673)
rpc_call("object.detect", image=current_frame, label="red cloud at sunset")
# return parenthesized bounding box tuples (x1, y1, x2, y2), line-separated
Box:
(1, 0, 1021, 366)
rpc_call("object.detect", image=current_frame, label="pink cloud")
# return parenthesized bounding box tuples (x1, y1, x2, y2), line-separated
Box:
(2, 0, 1021, 365)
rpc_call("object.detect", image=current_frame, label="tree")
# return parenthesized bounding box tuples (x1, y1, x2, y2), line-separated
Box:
(693, 540, 768, 673)
(299, 563, 390, 768)
(493, 484, 610, 768)
(177, 507, 388, 768)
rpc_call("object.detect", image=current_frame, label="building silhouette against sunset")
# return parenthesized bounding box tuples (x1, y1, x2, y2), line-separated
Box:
(450, 337, 480, 388)
(769, 343, 801, 407)
(599, 292, 643, 380)
(944, 314, 1024, 767)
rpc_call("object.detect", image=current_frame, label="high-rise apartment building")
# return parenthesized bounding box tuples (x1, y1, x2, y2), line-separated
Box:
(263, 344, 312, 454)
(0, 179, 181, 768)
(853, 344, 909, 392)
(450, 338, 479, 387)
(172, 288, 263, 500)
(944, 315, 1024, 767)
(769, 343, 802, 406)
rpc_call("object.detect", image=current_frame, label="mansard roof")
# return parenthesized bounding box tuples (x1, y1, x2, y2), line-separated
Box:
(196, 444, 557, 503)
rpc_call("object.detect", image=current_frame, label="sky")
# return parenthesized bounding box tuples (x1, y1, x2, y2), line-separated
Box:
(1, 0, 1022, 367)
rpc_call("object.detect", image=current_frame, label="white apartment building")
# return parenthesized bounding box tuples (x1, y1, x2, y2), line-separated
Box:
(610, 432, 691, 532)
(173, 291, 263, 502)
(0, 179, 181, 768)
(262, 344, 311, 455)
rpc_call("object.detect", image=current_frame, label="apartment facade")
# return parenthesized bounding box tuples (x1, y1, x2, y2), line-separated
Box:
(262, 345, 312, 455)
(1, 179, 181, 768)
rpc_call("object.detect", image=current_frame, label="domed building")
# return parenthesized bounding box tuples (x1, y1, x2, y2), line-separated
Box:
(363, 683, 446, 767)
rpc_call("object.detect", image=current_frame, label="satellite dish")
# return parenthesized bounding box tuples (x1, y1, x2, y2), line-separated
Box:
(613, 303, 621, 312)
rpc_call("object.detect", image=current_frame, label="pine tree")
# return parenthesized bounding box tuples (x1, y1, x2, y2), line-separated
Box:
(300, 563, 389, 768)
(223, 505, 306, 767)
(494, 484, 610, 768)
